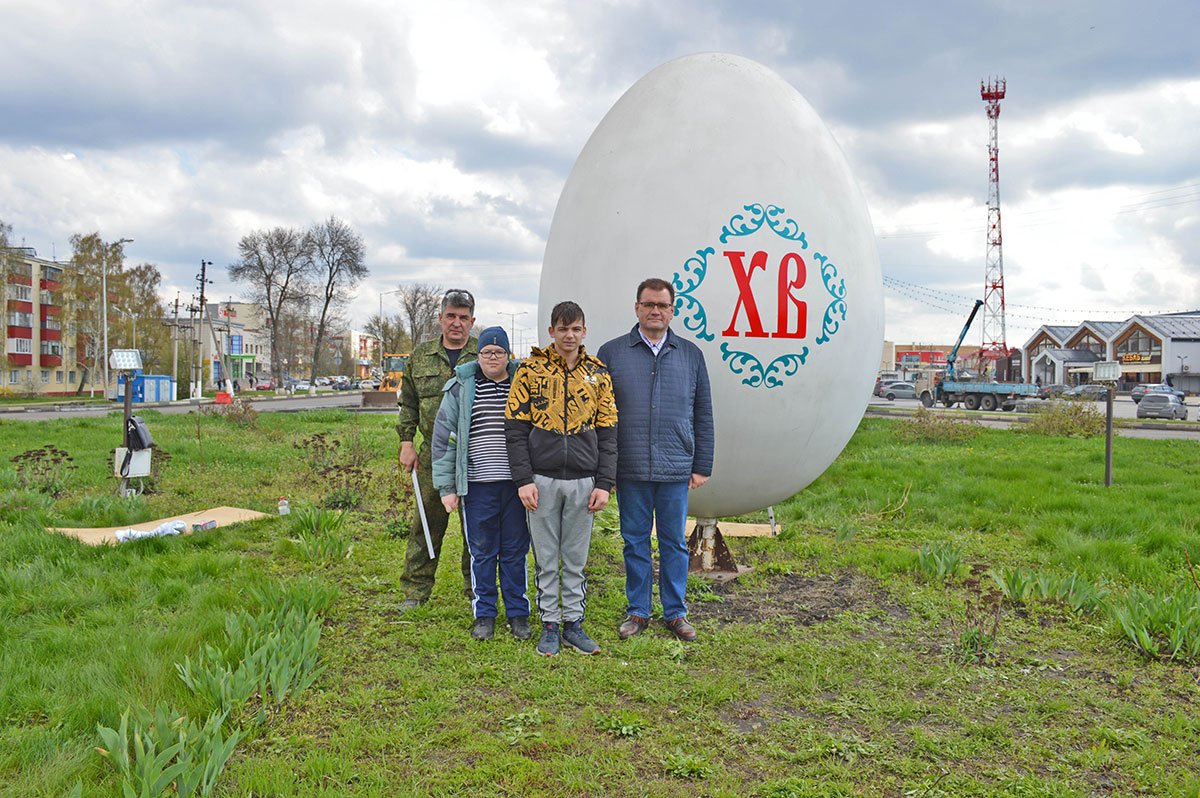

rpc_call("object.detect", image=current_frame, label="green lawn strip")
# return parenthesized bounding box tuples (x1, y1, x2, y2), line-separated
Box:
(3, 411, 1200, 795)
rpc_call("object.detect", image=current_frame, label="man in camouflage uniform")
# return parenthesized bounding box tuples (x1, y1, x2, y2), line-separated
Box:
(397, 289, 479, 609)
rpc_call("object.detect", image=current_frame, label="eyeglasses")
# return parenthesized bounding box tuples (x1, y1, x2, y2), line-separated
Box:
(479, 349, 508, 359)
(638, 301, 674, 312)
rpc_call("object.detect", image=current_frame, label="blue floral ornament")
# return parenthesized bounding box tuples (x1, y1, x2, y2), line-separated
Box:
(674, 203, 848, 389)
(813, 252, 846, 346)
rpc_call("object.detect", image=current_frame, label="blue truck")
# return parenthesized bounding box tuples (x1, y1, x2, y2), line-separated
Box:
(914, 300, 1039, 411)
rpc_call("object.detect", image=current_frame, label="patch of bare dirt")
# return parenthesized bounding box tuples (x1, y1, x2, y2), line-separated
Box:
(692, 571, 909, 627)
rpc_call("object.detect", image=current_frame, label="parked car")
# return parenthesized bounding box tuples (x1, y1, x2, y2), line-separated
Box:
(1136, 393, 1189, 420)
(332, 380, 354, 391)
(1037, 383, 1071, 399)
(882, 381, 918, 401)
(314, 377, 330, 387)
(1131, 383, 1185, 404)
(1063, 384, 1109, 401)
(254, 379, 273, 391)
(358, 378, 381, 391)
(292, 380, 312, 392)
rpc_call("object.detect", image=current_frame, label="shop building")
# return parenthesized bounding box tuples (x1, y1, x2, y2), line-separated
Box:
(1024, 312, 1200, 392)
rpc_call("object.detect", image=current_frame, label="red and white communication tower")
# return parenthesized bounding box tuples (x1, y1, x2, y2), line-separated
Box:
(980, 77, 1009, 374)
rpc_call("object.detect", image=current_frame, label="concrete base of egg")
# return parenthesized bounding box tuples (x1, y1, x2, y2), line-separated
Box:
(540, 53, 883, 518)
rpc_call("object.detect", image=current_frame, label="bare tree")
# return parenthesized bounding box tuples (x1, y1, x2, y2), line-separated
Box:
(228, 227, 314, 384)
(399, 283, 443, 345)
(305, 216, 368, 380)
(364, 312, 413, 355)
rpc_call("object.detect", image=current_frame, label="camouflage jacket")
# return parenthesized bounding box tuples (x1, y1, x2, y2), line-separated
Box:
(397, 336, 479, 445)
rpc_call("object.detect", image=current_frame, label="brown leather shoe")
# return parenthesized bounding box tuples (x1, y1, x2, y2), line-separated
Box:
(618, 614, 649, 640)
(664, 617, 697, 641)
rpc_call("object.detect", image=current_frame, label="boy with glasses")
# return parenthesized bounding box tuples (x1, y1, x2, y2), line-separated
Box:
(397, 289, 479, 610)
(432, 327, 531, 640)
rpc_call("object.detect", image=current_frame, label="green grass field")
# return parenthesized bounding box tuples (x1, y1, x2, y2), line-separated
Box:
(2, 408, 1199, 797)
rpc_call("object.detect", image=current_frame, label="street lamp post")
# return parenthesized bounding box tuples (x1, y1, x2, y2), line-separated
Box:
(498, 311, 527, 353)
(112, 305, 139, 349)
(379, 287, 404, 369)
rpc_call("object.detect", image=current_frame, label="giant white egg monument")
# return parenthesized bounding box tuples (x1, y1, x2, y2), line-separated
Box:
(539, 53, 883, 518)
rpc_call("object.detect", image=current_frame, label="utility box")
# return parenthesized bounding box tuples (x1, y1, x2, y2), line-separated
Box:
(113, 448, 152, 478)
(115, 372, 175, 403)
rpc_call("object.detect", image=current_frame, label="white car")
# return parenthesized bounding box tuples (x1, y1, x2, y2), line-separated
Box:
(358, 378, 380, 390)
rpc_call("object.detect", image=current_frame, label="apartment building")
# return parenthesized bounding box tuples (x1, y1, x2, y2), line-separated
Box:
(3, 248, 81, 396)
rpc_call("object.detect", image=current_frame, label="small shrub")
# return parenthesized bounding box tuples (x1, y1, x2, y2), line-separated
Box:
(990, 566, 1034, 603)
(951, 591, 1002, 664)
(199, 398, 258, 427)
(288, 507, 352, 564)
(294, 433, 341, 475)
(894, 407, 981, 443)
(916, 541, 963, 582)
(11, 444, 77, 496)
(596, 710, 648, 738)
(321, 464, 371, 510)
(661, 749, 714, 779)
(96, 704, 241, 798)
(1109, 587, 1200, 663)
(686, 574, 724, 604)
(1020, 399, 1105, 438)
(141, 447, 172, 495)
(1039, 571, 1109, 613)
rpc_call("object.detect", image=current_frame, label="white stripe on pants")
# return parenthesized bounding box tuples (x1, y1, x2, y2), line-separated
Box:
(526, 474, 595, 623)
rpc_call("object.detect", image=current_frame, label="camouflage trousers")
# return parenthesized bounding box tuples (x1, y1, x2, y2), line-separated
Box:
(399, 454, 471, 603)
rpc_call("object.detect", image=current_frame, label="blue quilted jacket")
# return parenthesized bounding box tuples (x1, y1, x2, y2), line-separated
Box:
(597, 325, 714, 482)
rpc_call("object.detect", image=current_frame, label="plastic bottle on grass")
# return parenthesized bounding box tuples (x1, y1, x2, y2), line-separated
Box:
(278, 497, 290, 516)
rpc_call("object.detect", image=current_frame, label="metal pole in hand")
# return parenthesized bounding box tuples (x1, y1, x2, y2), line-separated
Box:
(411, 467, 435, 559)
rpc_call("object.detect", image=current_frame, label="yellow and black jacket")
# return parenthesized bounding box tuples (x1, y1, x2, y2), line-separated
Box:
(504, 345, 618, 490)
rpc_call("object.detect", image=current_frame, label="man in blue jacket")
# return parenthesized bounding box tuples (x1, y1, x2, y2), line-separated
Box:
(597, 278, 714, 642)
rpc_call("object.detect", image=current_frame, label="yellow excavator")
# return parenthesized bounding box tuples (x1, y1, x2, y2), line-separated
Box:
(361, 353, 410, 407)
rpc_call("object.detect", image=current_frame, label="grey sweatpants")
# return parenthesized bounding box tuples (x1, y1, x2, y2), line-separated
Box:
(527, 474, 595, 623)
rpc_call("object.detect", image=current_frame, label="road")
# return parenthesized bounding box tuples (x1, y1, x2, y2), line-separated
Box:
(866, 394, 1200, 441)
(0, 391, 372, 422)
(4, 391, 1197, 441)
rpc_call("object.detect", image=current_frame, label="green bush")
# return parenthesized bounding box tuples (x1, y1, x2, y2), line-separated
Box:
(1020, 399, 1105, 438)
(1109, 587, 1200, 663)
(917, 541, 963, 582)
(894, 407, 981, 443)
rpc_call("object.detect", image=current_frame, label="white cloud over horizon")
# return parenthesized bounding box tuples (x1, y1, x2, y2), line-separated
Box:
(3, 0, 1199, 348)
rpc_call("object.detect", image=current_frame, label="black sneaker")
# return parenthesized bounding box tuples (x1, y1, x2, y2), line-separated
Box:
(508, 616, 532, 640)
(471, 617, 495, 641)
(561, 621, 601, 655)
(537, 622, 560, 656)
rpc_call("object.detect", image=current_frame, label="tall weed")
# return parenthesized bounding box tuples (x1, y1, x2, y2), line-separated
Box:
(895, 407, 981, 443)
(1020, 399, 1105, 438)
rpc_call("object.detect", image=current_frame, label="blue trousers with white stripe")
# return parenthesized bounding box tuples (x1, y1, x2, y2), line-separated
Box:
(462, 480, 530, 619)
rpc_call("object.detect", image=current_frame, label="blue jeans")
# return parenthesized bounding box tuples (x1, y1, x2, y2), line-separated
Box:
(617, 479, 690, 620)
(463, 480, 530, 619)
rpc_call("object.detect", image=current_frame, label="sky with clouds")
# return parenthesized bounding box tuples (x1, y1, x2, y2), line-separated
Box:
(3, 0, 1198, 353)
